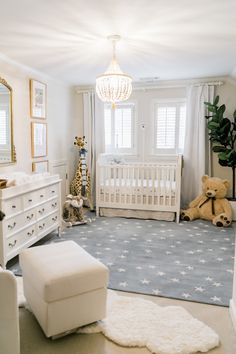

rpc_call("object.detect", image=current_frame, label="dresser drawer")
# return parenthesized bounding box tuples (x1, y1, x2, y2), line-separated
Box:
(6, 225, 36, 254)
(23, 191, 40, 209)
(47, 184, 59, 198)
(2, 197, 22, 217)
(3, 214, 23, 236)
(36, 188, 47, 203)
(24, 209, 36, 224)
(3, 208, 36, 236)
(36, 198, 59, 219)
(49, 198, 59, 212)
(36, 212, 59, 235)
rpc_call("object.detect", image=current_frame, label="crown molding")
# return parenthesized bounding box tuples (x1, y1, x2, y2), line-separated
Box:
(0, 51, 71, 88)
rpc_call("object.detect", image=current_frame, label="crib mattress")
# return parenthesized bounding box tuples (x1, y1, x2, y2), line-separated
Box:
(100, 178, 176, 196)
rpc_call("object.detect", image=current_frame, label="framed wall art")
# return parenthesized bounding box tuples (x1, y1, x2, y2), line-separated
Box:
(30, 79, 47, 118)
(31, 122, 47, 158)
(32, 160, 49, 173)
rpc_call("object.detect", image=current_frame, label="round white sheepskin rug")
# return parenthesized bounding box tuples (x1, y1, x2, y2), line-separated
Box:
(77, 291, 219, 354)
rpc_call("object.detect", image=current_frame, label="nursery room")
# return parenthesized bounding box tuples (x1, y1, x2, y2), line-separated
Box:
(0, 0, 236, 353)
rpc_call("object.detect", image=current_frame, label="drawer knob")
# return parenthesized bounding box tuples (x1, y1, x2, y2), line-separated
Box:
(38, 208, 45, 214)
(8, 240, 17, 248)
(8, 222, 16, 230)
(39, 223, 45, 230)
(40, 194, 44, 198)
(51, 190, 55, 194)
(11, 205, 16, 209)
(27, 214, 34, 220)
(28, 199, 33, 203)
(27, 230, 35, 237)
(52, 216, 58, 222)
(52, 202, 57, 208)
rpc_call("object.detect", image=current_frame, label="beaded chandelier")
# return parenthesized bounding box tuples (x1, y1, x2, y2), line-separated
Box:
(96, 35, 132, 107)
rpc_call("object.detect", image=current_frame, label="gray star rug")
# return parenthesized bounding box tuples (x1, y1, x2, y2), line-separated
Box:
(9, 216, 235, 306)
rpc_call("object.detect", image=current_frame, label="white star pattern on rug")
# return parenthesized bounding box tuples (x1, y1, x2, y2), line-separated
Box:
(11, 218, 233, 307)
(194, 287, 205, 292)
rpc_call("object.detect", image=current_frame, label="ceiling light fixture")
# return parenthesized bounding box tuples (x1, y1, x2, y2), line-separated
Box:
(96, 35, 132, 108)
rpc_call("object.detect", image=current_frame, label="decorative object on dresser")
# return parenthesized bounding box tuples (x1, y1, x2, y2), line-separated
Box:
(70, 136, 92, 209)
(96, 154, 182, 222)
(31, 122, 47, 158)
(0, 173, 61, 268)
(29, 79, 47, 119)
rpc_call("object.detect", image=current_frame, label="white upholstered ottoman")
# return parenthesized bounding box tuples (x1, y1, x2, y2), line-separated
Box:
(19, 241, 109, 337)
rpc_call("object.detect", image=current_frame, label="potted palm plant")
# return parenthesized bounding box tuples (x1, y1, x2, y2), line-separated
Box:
(204, 95, 236, 201)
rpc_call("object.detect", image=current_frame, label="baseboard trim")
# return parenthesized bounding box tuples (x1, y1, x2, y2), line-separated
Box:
(229, 299, 236, 332)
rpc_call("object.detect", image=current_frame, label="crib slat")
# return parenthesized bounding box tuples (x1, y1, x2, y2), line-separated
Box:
(151, 165, 155, 206)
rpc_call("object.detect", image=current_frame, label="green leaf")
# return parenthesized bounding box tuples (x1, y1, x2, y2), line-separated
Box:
(234, 110, 236, 123)
(213, 96, 219, 105)
(217, 104, 226, 120)
(219, 159, 230, 167)
(218, 152, 229, 160)
(207, 106, 216, 113)
(219, 118, 231, 135)
(212, 145, 227, 153)
(208, 121, 220, 129)
(204, 101, 212, 106)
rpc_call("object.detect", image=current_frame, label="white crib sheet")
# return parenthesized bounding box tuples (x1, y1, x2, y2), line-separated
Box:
(101, 178, 176, 195)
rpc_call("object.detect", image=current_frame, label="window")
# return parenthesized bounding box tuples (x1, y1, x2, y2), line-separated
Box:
(0, 106, 10, 149)
(154, 100, 186, 154)
(104, 103, 135, 153)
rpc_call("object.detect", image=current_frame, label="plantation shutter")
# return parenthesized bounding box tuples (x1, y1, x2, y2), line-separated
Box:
(104, 103, 135, 153)
(104, 107, 112, 147)
(115, 107, 132, 148)
(155, 101, 186, 153)
(156, 105, 176, 149)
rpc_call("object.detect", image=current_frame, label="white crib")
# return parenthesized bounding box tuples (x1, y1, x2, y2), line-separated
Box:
(96, 155, 182, 222)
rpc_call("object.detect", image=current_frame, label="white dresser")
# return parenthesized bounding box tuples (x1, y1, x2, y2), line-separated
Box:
(0, 174, 61, 268)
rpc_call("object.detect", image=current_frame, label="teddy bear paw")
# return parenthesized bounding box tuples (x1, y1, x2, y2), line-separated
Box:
(180, 210, 191, 221)
(213, 213, 232, 227)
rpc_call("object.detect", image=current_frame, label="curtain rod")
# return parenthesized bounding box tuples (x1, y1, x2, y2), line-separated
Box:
(193, 81, 224, 87)
(76, 80, 224, 94)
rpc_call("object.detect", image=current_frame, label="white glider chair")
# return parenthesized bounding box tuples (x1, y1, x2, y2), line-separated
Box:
(0, 266, 20, 354)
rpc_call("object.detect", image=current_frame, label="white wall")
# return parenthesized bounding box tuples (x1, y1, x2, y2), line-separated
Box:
(76, 86, 186, 161)
(0, 57, 78, 181)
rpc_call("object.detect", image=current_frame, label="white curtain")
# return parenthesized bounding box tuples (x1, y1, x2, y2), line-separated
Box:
(181, 84, 214, 207)
(83, 92, 104, 208)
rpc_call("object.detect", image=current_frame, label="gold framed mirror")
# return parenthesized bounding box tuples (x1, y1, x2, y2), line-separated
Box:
(0, 77, 16, 164)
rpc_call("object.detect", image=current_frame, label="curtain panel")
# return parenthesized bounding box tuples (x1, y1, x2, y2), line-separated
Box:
(181, 84, 214, 207)
(83, 92, 104, 208)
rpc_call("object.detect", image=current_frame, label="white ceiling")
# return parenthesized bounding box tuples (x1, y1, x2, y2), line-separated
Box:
(1, 0, 236, 85)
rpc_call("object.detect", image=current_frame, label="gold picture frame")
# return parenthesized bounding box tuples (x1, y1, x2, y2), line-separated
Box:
(31, 122, 47, 158)
(30, 79, 47, 118)
(32, 160, 49, 173)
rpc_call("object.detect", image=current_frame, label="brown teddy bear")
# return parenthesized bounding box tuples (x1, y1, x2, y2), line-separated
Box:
(181, 175, 232, 227)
